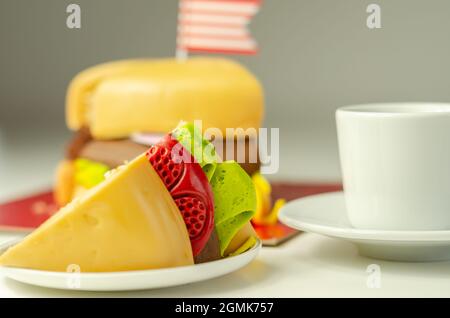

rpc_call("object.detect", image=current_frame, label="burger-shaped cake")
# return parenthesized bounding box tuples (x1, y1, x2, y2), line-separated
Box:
(55, 58, 264, 206)
(0, 57, 264, 272)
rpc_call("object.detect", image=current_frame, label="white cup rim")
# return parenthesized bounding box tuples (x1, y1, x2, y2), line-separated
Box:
(337, 102, 450, 117)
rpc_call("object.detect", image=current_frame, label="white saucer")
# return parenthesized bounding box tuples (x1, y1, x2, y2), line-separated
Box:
(279, 192, 450, 262)
(0, 238, 261, 291)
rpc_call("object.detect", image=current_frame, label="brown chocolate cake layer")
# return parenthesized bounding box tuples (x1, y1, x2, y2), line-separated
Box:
(79, 139, 148, 168)
(211, 136, 260, 176)
(66, 130, 261, 175)
(194, 229, 221, 264)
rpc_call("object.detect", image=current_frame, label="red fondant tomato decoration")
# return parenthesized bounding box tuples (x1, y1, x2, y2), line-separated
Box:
(146, 134, 214, 256)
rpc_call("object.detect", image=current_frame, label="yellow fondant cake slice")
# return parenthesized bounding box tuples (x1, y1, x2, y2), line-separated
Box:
(0, 154, 194, 272)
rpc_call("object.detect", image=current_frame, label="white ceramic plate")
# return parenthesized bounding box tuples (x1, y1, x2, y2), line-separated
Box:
(0, 238, 261, 291)
(279, 192, 450, 262)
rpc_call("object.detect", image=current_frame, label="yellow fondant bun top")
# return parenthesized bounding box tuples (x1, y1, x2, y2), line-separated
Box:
(66, 58, 264, 139)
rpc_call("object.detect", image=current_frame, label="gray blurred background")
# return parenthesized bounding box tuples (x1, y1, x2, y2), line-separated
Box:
(1, 0, 450, 198)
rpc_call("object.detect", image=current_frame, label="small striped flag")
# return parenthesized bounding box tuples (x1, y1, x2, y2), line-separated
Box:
(176, 0, 261, 57)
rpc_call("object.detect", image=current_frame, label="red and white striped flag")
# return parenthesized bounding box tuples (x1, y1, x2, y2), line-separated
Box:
(176, 0, 261, 57)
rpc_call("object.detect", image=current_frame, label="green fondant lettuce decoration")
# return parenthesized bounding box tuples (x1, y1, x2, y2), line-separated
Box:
(211, 161, 256, 256)
(173, 122, 256, 255)
(172, 122, 219, 181)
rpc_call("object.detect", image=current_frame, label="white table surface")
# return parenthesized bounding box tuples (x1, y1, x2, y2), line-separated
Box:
(1, 125, 450, 297)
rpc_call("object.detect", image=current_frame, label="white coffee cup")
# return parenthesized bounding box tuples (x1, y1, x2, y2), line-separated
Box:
(336, 103, 450, 230)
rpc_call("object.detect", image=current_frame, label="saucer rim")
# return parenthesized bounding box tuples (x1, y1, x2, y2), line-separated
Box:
(279, 191, 450, 243)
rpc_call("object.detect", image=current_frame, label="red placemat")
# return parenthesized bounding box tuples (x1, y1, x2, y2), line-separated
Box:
(0, 191, 57, 232)
(253, 182, 342, 245)
(271, 182, 342, 202)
